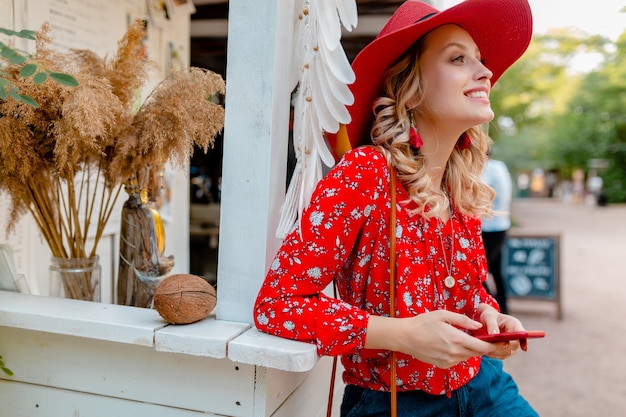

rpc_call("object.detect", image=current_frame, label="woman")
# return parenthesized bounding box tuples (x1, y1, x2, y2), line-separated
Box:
(254, 0, 538, 415)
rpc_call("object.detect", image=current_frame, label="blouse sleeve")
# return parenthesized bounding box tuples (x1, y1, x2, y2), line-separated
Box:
(254, 148, 388, 356)
(479, 281, 500, 312)
(474, 218, 501, 313)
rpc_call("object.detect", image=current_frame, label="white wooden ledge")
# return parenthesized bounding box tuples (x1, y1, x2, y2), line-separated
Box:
(0, 290, 319, 371)
(0, 291, 164, 346)
(228, 327, 319, 372)
(0, 292, 330, 415)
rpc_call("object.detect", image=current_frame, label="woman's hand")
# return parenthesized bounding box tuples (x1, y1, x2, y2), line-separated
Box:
(365, 306, 532, 368)
(366, 310, 506, 369)
(476, 303, 528, 358)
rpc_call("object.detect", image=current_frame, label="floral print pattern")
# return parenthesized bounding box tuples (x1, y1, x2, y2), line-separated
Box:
(254, 146, 498, 395)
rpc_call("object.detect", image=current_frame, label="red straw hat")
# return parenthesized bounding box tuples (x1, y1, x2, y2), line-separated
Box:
(329, 0, 533, 157)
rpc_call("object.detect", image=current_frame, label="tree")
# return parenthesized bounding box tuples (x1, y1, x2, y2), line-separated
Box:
(545, 30, 626, 202)
(487, 27, 626, 200)
(489, 28, 606, 140)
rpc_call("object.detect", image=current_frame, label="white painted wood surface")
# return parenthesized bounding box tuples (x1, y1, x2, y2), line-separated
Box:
(0, 381, 222, 417)
(155, 313, 249, 358)
(229, 327, 319, 373)
(0, 0, 343, 415)
(216, 0, 294, 325)
(0, 291, 164, 346)
(0, 290, 340, 416)
(0, 324, 257, 416)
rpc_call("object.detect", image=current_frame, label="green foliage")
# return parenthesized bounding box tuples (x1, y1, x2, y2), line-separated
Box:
(490, 29, 609, 140)
(0, 44, 27, 65)
(545, 30, 626, 202)
(489, 26, 626, 202)
(0, 26, 78, 107)
(49, 72, 79, 86)
(18, 63, 37, 77)
(0, 28, 36, 40)
(0, 354, 13, 377)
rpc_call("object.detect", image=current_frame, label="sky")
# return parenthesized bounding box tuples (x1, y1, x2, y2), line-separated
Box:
(444, 0, 626, 72)
(442, 0, 625, 39)
(528, 0, 625, 40)
(528, 0, 625, 72)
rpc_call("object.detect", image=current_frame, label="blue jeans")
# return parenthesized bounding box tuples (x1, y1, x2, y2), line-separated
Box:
(340, 357, 538, 417)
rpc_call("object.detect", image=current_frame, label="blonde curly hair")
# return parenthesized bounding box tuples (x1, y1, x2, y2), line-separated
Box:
(370, 36, 494, 219)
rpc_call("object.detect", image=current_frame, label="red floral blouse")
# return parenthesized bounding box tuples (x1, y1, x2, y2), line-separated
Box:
(254, 146, 499, 395)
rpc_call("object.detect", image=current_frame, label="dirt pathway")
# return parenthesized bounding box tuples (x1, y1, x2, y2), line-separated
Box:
(503, 198, 626, 416)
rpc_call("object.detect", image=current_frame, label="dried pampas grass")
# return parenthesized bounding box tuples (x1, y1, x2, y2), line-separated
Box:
(0, 20, 225, 263)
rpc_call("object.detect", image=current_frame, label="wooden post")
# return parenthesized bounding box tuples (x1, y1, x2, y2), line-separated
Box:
(216, 0, 295, 324)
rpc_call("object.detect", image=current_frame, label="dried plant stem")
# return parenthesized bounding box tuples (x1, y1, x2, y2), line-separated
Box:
(82, 165, 98, 249)
(23, 164, 116, 300)
(26, 178, 67, 257)
(92, 184, 123, 259)
(65, 169, 85, 258)
(20, 165, 124, 302)
(52, 256, 99, 301)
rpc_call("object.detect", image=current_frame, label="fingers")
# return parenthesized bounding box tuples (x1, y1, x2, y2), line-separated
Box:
(401, 310, 531, 368)
(483, 311, 526, 336)
(400, 312, 489, 367)
(436, 310, 483, 331)
(484, 338, 523, 360)
(509, 339, 521, 355)
(484, 342, 513, 360)
(431, 341, 486, 369)
(520, 338, 528, 352)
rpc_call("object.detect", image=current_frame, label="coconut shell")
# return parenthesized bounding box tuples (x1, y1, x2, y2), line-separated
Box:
(153, 274, 217, 324)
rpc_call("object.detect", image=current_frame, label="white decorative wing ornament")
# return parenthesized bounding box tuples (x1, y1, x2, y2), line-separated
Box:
(276, 0, 358, 238)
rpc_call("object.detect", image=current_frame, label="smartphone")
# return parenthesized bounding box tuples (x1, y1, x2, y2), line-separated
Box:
(475, 330, 545, 343)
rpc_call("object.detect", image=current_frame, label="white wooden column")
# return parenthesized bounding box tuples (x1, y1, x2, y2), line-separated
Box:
(217, 0, 295, 324)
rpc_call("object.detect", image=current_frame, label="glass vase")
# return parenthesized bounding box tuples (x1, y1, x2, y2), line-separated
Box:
(49, 255, 101, 302)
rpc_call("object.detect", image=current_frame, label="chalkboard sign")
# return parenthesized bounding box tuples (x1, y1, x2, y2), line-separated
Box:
(502, 233, 561, 319)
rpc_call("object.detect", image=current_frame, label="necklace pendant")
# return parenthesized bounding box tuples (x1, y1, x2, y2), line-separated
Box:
(444, 275, 456, 288)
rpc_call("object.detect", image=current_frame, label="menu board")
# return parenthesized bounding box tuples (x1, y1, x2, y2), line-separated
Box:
(502, 233, 563, 319)
(26, 0, 133, 56)
(503, 235, 559, 299)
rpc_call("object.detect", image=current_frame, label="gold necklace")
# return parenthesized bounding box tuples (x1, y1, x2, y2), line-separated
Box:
(439, 206, 455, 289)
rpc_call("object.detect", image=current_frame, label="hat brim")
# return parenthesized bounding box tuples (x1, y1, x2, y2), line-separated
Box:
(330, 0, 532, 156)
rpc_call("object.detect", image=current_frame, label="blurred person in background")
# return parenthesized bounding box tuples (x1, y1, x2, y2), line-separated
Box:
(481, 156, 513, 314)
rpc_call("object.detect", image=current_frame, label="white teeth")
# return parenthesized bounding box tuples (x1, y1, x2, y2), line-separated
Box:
(467, 91, 487, 98)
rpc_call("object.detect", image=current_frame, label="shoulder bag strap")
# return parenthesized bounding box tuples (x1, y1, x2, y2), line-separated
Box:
(388, 164, 398, 417)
